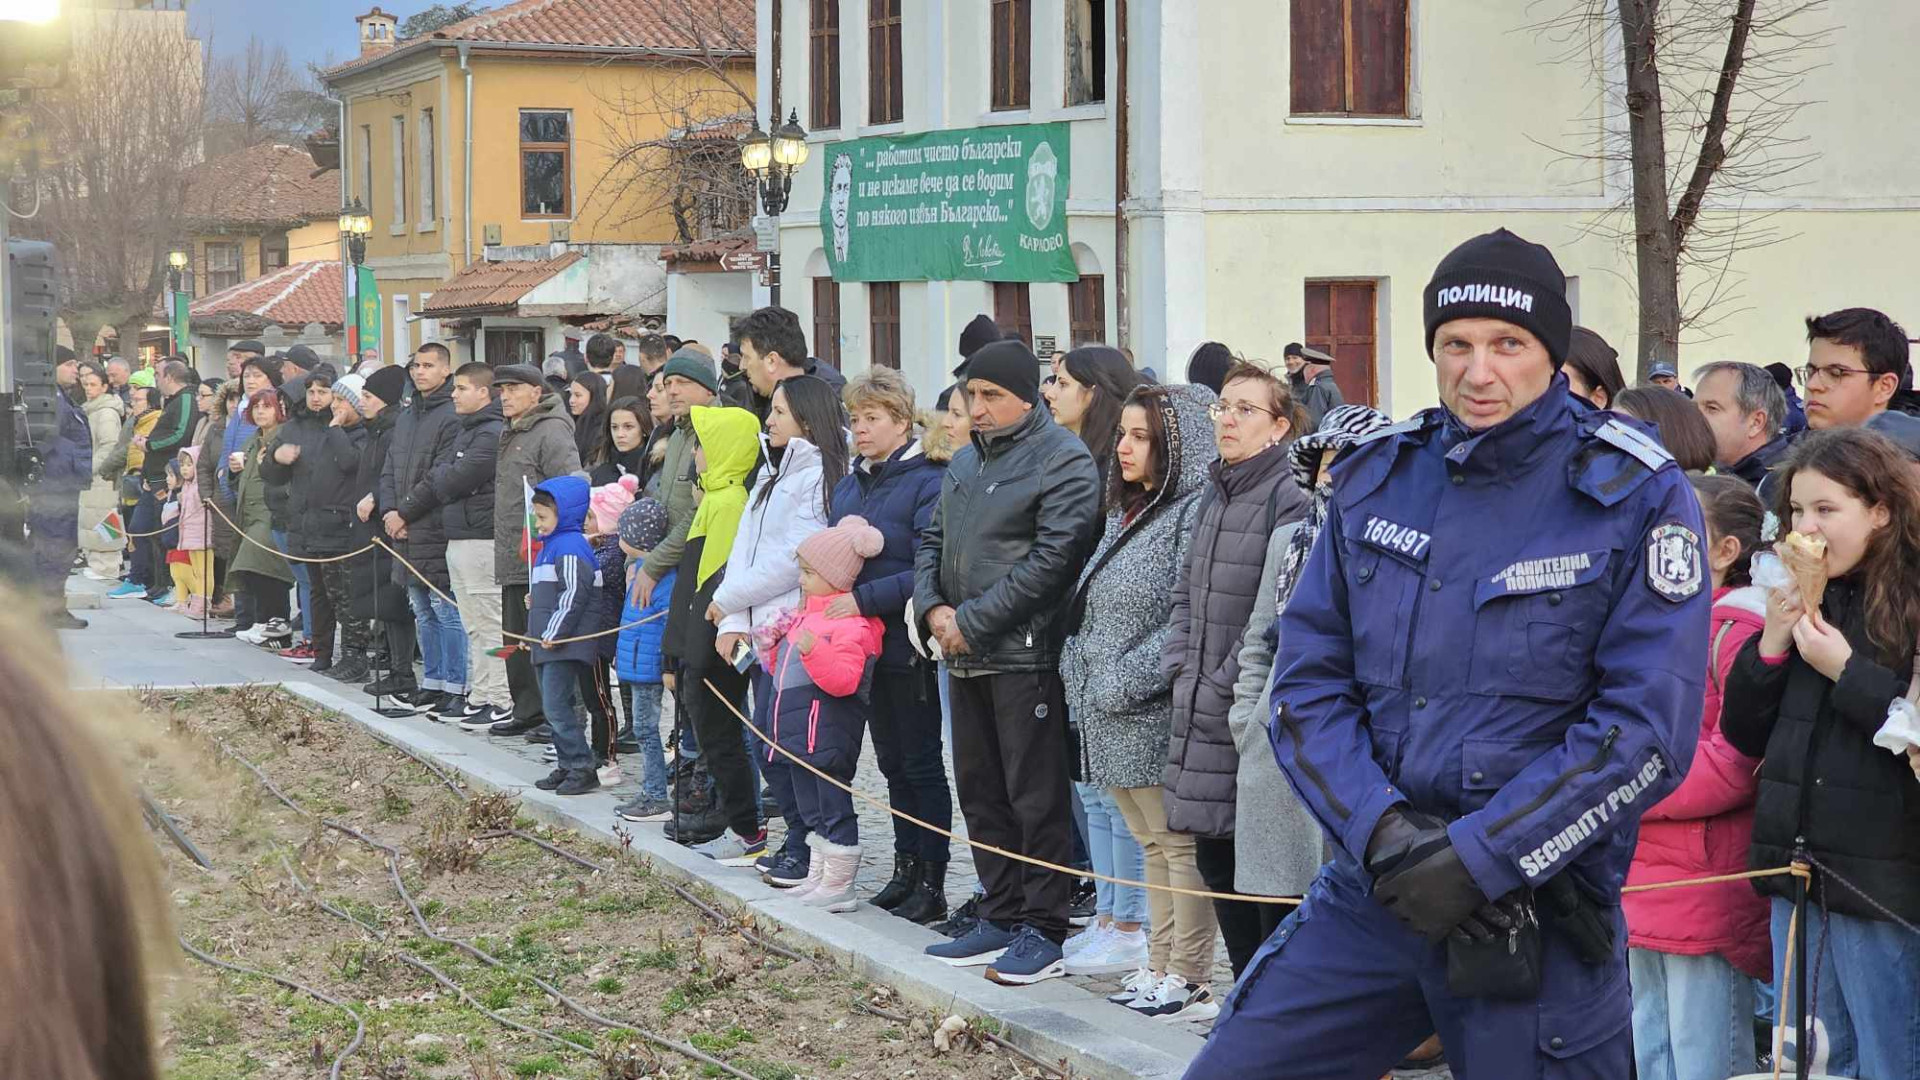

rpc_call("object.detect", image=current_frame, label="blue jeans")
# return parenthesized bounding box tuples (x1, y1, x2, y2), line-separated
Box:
(270, 528, 309, 637)
(407, 583, 468, 693)
(1629, 947, 1755, 1080)
(538, 660, 595, 773)
(626, 683, 668, 801)
(1075, 782, 1148, 925)
(1771, 896, 1920, 1079)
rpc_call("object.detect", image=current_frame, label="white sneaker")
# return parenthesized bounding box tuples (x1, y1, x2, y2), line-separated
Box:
(597, 762, 623, 787)
(1063, 921, 1111, 958)
(1065, 926, 1148, 976)
(1128, 974, 1219, 1024)
(1106, 967, 1159, 1006)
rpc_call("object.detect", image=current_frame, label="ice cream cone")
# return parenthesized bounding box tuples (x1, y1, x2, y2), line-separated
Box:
(1777, 531, 1829, 611)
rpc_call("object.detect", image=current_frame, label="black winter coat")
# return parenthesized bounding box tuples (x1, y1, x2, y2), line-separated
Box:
(1722, 575, 1920, 924)
(350, 411, 410, 622)
(433, 401, 502, 540)
(300, 425, 369, 555)
(661, 535, 727, 676)
(832, 440, 945, 672)
(256, 376, 335, 555)
(1162, 442, 1309, 838)
(380, 379, 459, 590)
(913, 406, 1102, 673)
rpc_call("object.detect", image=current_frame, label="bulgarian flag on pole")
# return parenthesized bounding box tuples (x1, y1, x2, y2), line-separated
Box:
(93, 510, 125, 545)
(519, 477, 541, 570)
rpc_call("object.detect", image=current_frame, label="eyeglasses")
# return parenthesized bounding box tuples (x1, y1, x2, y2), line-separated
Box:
(1207, 400, 1279, 422)
(1796, 363, 1876, 387)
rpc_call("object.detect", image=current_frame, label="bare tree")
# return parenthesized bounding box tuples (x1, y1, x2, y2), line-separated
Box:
(584, 0, 757, 246)
(19, 13, 206, 357)
(1534, 0, 1830, 375)
(206, 35, 324, 155)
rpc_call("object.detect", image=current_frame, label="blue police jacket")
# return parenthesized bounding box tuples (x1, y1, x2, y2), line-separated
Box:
(1270, 376, 1708, 904)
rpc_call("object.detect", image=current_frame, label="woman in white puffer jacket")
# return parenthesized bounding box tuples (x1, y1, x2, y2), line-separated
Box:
(707, 374, 849, 884)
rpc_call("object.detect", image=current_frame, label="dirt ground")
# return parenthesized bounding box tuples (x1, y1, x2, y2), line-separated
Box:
(123, 686, 1066, 1080)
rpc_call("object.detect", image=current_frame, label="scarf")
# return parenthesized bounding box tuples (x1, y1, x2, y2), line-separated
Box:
(1277, 486, 1330, 611)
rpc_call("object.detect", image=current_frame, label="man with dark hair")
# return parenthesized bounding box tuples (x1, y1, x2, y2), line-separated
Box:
(731, 306, 845, 418)
(635, 333, 670, 375)
(585, 333, 619, 373)
(1691, 360, 1788, 488)
(379, 341, 469, 715)
(914, 338, 1102, 985)
(1802, 306, 1915, 430)
(435, 361, 509, 726)
(1283, 342, 1344, 429)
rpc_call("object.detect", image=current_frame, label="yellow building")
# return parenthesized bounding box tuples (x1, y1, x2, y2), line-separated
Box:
(180, 143, 340, 301)
(322, 0, 754, 365)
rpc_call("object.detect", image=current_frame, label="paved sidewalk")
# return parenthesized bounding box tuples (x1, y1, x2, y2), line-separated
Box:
(65, 577, 1214, 1079)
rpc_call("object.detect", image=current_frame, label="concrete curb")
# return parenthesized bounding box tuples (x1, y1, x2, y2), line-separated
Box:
(262, 680, 1206, 1080)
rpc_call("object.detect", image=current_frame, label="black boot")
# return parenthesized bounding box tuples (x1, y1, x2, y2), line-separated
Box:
(891, 859, 949, 925)
(872, 853, 921, 911)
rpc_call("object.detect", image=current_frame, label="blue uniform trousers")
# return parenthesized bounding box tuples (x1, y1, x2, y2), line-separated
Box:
(1187, 862, 1631, 1080)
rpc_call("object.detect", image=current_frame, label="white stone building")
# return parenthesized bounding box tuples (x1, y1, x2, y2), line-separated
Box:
(747, 1, 1920, 416)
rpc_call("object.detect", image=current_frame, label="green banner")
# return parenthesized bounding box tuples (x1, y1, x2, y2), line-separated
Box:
(170, 291, 189, 357)
(820, 123, 1077, 283)
(357, 265, 382, 361)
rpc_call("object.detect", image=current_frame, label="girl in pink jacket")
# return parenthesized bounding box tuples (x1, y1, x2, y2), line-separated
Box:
(1625, 473, 1771, 1080)
(758, 516, 887, 914)
(164, 446, 214, 618)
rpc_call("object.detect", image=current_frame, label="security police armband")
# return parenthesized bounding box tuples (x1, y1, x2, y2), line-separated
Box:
(1645, 521, 1703, 602)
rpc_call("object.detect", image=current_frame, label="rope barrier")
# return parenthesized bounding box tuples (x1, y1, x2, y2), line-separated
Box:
(371, 537, 665, 646)
(702, 676, 1810, 908)
(205, 499, 378, 564)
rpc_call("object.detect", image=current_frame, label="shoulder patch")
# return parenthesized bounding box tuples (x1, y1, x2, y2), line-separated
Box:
(1646, 522, 1703, 602)
(1354, 415, 1431, 446)
(1592, 418, 1674, 472)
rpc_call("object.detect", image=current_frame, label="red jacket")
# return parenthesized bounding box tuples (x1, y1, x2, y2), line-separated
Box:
(1624, 585, 1772, 977)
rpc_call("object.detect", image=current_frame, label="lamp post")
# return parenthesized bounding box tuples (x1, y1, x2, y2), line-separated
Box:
(166, 245, 188, 356)
(339, 198, 372, 358)
(739, 109, 809, 308)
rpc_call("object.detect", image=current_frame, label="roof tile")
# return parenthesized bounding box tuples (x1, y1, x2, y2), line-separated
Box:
(326, 0, 754, 77)
(183, 144, 339, 229)
(190, 261, 345, 329)
(418, 252, 583, 317)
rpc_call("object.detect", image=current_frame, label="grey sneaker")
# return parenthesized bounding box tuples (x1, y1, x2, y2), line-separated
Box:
(690, 828, 768, 867)
(615, 796, 671, 822)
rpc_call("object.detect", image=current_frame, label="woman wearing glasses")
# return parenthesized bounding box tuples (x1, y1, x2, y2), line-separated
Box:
(1164, 360, 1310, 981)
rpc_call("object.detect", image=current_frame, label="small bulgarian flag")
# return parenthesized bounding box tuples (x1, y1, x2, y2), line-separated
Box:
(93, 510, 125, 544)
(519, 477, 542, 568)
(488, 644, 525, 659)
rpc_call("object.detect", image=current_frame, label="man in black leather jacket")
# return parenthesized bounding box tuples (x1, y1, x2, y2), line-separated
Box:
(913, 339, 1102, 984)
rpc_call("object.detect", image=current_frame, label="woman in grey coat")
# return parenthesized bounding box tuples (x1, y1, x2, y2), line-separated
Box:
(1060, 383, 1220, 1022)
(1226, 403, 1394, 905)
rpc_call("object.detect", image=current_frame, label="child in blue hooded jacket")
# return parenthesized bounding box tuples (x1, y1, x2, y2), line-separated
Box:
(528, 475, 607, 796)
(613, 496, 675, 821)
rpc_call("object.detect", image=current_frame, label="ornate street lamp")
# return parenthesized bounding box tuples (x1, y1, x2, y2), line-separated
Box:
(739, 108, 808, 307)
(339, 197, 373, 267)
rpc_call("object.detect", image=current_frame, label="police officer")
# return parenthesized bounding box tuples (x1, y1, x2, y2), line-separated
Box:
(1186, 229, 1708, 1079)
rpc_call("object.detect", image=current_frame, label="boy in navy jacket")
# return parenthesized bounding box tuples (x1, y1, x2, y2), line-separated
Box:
(528, 475, 606, 795)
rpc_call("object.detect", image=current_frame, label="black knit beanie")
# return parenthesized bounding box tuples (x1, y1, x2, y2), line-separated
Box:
(962, 340, 1042, 405)
(958, 313, 1003, 361)
(1186, 341, 1234, 394)
(1423, 228, 1572, 366)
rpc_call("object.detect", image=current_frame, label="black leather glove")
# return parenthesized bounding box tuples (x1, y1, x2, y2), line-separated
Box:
(1538, 873, 1616, 964)
(1450, 892, 1531, 945)
(1367, 808, 1490, 942)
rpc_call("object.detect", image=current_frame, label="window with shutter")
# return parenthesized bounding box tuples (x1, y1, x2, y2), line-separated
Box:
(992, 282, 1033, 346)
(812, 0, 842, 129)
(205, 243, 242, 293)
(1303, 279, 1380, 406)
(1065, 0, 1106, 106)
(1068, 275, 1106, 347)
(869, 282, 901, 369)
(868, 0, 903, 124)
(812, 278, 841, 367)
(991, 0, 1032, 111)
(1289, 0, 1408, 118)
